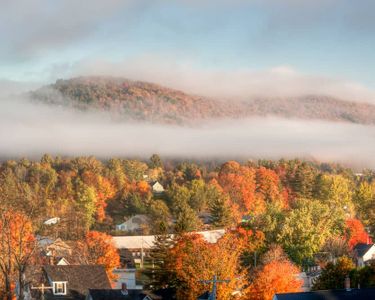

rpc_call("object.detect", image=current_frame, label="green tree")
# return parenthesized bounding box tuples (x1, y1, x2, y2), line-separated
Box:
(148, 200, 171, 234)
(354, 181, 375, 235)
(76, 182, 97, 231)
(166, 184, 191, 215)
(145, 234, 176, 289)
(149, 154, 163, 169)
(291, 162, 317, 199)
(278, 199, 333, 265)
(123, 160, 148, 181)
(188, 179, 208, 212)
(312, 256, 355, 290)
(209, 193, 233, 228)
(175, 202, 202, 233)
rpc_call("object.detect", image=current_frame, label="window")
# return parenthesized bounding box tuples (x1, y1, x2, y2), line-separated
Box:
(53, 282, 67, 295)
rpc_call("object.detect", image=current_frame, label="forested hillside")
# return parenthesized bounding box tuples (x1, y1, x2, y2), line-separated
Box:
(1, 155, 374, 259)
(30, 76, 375, 125)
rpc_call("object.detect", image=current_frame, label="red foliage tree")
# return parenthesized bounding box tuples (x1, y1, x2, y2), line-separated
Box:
(345, 218, 371, 249)
(256, 167, 284, 205)
(248, 259, 302, 300)
(218, 161, 262, 217)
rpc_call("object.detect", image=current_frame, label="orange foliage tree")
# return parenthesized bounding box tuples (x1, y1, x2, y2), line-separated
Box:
(0, 210, 36, 300)
(345, 218, 371, 249)
(256, 167, 286, 206)
(218, 161, 262, 218)
(82, 171, 116, 222)
(167, 232, 246, 300)
(247, 247, 302, 300)
(79, 231, 120, 281)
(137, 180, 151, 196)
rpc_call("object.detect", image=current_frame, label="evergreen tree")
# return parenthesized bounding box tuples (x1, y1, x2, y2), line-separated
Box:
(209, 194, 232, 228)
(149, 154, 163, 169)
(175, 202, 201, 233)
(145, 234, 176, 290)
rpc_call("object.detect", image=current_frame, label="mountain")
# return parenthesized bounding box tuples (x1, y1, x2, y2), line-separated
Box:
(30, 76, 375, 125)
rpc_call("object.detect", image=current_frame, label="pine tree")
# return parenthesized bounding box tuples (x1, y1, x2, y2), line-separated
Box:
(145, 234, 176, 290)
(210, 194, 232, 228)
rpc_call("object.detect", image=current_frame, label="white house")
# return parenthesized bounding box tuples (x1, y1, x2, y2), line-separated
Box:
(112, 229, 225, 255)
(353, 243, 375, 267)
(44, 217, 60, 225)
(116, 215, 150, 232)
(151, 181, 164, 194)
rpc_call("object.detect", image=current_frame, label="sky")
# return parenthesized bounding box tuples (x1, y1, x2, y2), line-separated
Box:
(1, 0, 375, 166)
(1, 0, 375, 100)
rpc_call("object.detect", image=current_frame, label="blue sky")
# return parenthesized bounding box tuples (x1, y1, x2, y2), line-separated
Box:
(1, 0, 375, 98)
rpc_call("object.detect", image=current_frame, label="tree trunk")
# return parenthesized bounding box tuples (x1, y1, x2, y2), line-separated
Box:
(5, 274, 12, 300)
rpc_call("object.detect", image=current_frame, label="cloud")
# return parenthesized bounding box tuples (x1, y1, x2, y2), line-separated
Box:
(63, 56, 375, 103)
(0, 0, 133, 60)
(1, 89, 375, 169)
(0, 79, 42, 96)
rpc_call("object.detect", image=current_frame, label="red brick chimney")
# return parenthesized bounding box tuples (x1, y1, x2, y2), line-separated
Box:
(121, 283, 128, 295)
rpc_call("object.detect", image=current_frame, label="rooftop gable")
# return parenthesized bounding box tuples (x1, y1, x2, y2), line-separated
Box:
(353, 243, 374, 258)
(43, 265, 111, 297)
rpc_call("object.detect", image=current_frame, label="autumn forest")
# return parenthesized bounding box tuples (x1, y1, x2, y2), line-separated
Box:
(1, 155, 375, 299)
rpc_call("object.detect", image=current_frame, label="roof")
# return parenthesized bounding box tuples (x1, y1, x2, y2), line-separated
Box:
(197, 291, 211, 299)
(119, 248, 136, 269)
(353, 243, 374, 257)
(117, 215, 150, 227)
(43, 265, 111, 298)
(112, 229, 225, 250)
(88, 289, 151, 300)
(274, 288, 375, 300)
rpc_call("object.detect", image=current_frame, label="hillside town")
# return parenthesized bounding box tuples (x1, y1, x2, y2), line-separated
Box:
(2, 0, 375, 299)
(1, 156, 375, 300)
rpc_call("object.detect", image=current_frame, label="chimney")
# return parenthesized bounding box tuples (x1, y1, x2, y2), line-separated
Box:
(345, 275, 351, 291)
(121, 283, 128, 295)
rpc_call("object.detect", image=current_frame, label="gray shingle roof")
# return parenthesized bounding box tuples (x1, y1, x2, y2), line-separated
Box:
(353, 243, 373, 257)
(274, 288, 375, 300)
(43, 265, 111, 299)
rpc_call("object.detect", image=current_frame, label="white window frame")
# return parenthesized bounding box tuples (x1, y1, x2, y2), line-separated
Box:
(53, 281, 67, 295)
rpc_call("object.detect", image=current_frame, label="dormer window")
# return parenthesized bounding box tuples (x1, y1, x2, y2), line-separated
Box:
(53, 281, 67, 295)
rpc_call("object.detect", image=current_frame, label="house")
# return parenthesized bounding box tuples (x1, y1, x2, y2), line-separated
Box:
(44, 238, 72, 257)
(353, 243, 375, 267)
(39, 237, 76, 265)
(273, 288, 375, 300)
(112, 229, 226, 262)
(151, 181, 164, 194)
(88, 283, 158, 300)
(116, 215, 150, 233)
(44, 217, 61, 225)
(112, 229, 226, 252)
(19, 265, 112, 300)
(113, 249, 141, 290)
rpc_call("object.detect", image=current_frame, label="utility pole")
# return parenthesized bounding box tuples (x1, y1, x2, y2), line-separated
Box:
(199, 274, 230, 300)
(31, 283, 53, 300)
(141, 236, 144, 269)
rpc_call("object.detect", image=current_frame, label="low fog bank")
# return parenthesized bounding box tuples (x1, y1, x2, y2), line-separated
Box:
(1, 93, 375, 169)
